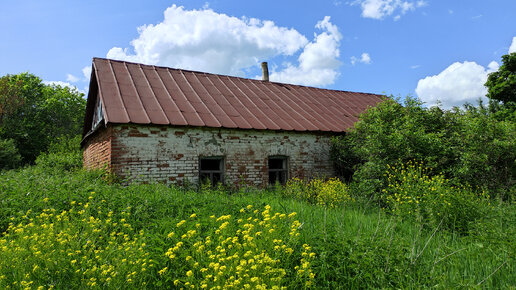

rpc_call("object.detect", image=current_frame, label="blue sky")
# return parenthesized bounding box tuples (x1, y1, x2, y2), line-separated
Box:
(1, 0, 515, 108)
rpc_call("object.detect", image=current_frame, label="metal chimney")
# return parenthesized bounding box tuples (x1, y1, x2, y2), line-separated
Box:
(261, 62, 269, 82)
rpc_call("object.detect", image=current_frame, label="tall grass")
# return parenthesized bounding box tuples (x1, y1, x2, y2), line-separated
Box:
(0, 163, 515, 288)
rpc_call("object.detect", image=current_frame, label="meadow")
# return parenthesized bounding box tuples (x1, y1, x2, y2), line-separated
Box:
(0, 161, 514, 289)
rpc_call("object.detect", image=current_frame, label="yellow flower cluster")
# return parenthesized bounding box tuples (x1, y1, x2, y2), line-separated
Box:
(382, 161, 490, 225)
(383, 162, 450, 215)
(0, 192, 152, 288)
(285, 177, 352, 208)
(163, 205, 316, 289)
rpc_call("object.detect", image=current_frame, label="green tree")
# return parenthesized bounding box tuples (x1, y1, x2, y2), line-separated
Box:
(331, 97, 516, 200)
(485, 53, 516, 121)
(0, 73, 86, 166)
(0, 76, 25, 124)
(0, 138, 21, 170)
(485, 52, 516, 104)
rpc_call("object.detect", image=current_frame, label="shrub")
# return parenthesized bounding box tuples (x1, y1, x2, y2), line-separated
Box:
(331, 97, 516, 200)
(382, 161, 490, 234)
(0, 138, 21, 170)
(35, 151, 82, 171)
(452, 110, 516, 200)
(35, 135, 82, 171)
(284, 178, 353, 208)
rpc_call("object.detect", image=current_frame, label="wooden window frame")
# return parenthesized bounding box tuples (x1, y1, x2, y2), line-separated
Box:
(268, 156, 288, 185)
(92, 97, 104, 129)
(199, 156, 225, 186)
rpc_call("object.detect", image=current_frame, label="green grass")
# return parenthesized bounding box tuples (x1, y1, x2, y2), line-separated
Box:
(1, 165, 515, 288)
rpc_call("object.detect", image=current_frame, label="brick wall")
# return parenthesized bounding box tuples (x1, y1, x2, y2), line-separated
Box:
(82, 126, 113, 170)
(101, 124, 335, 187)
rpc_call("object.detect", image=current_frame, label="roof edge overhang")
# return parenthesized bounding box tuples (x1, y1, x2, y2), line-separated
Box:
(81, 59, 107, 147)
(84, 122, 349, 136)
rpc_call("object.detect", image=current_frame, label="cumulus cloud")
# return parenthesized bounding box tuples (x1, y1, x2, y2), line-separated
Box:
(415, 36, 516, 109)
(107, 5, 310, 78)
(415, 61, 499, 108)
(82, 66, 92, 81)
(509, 36, 516, 53)
(66, 74, 79, 83)
(351, 0, 426, 20)
(43, 80, 84, 93)
(268, 16, 342, 86)
(106, 5, 344, 87)
(351, 52, 372, 65)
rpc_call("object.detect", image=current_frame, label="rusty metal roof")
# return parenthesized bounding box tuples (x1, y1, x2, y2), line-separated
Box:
(83, 58, 385, 137)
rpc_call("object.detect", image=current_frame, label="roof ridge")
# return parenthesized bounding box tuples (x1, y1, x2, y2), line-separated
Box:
(92, 57, 385, 97)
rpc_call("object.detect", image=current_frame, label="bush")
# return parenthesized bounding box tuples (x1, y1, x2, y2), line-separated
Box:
(453, 109, 516, 200)
(0, 138, 21, 170)
(35, 151, 82, 172)
(382, 161, 490, 234)
(35, 135, 82, 171)
(331, 97, 516, 200)
(284, 178, 353, 208)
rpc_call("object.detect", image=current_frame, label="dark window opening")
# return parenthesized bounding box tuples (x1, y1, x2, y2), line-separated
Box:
(199, 157, 224, 186)
(268, 156, 288, 185)
(92, 97, 104, 129)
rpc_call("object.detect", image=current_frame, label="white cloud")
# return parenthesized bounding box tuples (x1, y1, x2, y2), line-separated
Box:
(107, 4, 310, 78)
(82, 66, 92, 81)
(267, 16, 342, 86)
(509, 36, 516, 53)
(351, 52, 372, 65)
(43, 80, 84, 93)
(351, 0, 426, 20)
(416, 1, 427, 8)
(66, 74, 79, 83)
(415, 61, 499, 108)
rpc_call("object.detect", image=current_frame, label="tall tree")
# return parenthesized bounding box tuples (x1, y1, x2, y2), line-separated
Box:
(0, 73, 86, 165)
(485, 52, 516, 104)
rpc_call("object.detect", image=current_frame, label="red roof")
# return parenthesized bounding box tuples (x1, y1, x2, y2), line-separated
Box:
(83, 58, 384, 137)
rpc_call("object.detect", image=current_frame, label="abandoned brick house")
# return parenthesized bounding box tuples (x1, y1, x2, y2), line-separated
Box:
(81, 58, 384, 186)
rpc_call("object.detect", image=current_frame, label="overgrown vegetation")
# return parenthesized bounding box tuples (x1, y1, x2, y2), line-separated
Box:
(331, 97, 516, 201)
(331, 53, 516, 201)
(0, 73, 85, 167)
(283, 177, 352, 208)
(381, 161, 490, 234)
(0, 154, 514, 288)
(485, 52, 516, 121)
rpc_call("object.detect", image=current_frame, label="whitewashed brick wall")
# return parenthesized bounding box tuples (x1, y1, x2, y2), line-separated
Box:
(108, 125, 335, 187)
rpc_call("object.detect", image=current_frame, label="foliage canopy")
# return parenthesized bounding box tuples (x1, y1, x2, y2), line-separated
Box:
(485, 52, 516, 104)
(0, 73, 86, 166)
(331, 97, 516, 200)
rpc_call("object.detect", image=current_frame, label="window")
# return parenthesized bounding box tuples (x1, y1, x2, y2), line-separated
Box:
(199, 157, 224, 186)
(92, 97, 104, 129)
(268, 156, 288, 185)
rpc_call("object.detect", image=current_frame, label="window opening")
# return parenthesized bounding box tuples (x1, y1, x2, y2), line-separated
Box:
(199, 157, 224, 186)
(92, 97, 104, 129)
(268, 156, 288, 185)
